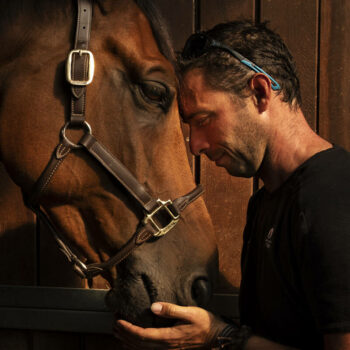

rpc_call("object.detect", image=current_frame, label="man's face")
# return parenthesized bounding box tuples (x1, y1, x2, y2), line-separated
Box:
(179, 68, 267, 178)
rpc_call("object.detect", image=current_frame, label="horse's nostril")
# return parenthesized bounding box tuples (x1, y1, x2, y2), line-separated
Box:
(191, 277, 212, 307)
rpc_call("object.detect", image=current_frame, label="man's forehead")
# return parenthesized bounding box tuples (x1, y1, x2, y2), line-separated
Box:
(179, 68, 208, 104)
(180, 68, 206, 89)
(178, 69, 215, 122)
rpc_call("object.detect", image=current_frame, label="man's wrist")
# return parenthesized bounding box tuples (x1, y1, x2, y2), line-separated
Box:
(212, 324, 252, 349)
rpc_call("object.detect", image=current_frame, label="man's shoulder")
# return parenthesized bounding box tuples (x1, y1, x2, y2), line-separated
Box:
(298, 145, 350, 198)
(297, 145, 350, 230)
(301, 145, 350, 177)
(247, 146, 350, 217)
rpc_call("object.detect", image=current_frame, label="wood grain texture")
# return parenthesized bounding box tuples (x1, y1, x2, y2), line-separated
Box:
(200, 0, 255, 293)
(84, 334, 120, 350)
(261, 0, 319, 129)
(319, 0, 350, 150)
(152, 0, 194, 52)
(32, 331, 81, 350)
(202, 163, 251, 292)
(0, 163, 36, 285)
(0, 330, 31, 350)
(200, 0, 255, 30)
(38, 220, 86, 288)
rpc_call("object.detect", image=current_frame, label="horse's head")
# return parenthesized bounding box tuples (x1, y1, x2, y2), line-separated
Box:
(0, 0, 217, 326)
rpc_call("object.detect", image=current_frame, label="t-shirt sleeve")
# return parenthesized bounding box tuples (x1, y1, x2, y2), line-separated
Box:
(297, 178, 350, 333)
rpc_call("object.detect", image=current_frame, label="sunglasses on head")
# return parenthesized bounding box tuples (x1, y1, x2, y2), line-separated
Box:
(182, 33, 281, 91)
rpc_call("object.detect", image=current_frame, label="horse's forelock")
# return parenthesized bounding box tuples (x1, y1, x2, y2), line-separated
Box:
(133, 0, 176, 66)
(96, 0, 176, 65)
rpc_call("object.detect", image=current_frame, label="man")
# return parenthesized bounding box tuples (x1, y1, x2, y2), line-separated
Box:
(114, 21, 350, 349)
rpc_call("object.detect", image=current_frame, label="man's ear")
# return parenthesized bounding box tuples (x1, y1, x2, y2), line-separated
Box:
(248, 73, 272, 113)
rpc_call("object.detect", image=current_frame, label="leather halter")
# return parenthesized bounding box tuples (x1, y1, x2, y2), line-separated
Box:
(24, 0, 204, 280)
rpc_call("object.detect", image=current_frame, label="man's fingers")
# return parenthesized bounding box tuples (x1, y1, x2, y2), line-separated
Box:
(116, 319, 175, 341)
(115, 303, 206, 348)
(114, 327, 163, 349)
(114, 320, 168, 348)
(151, 302, 195, 322)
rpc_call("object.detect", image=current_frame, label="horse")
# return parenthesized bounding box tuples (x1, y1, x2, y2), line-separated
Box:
(0, 0, 218, 330)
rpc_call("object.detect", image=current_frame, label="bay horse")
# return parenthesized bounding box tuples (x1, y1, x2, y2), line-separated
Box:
(0, 0, 218, 330)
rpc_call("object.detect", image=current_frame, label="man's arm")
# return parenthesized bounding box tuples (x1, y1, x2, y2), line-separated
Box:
(115, 302, 350, 349)
(228, 333, 350, 350)
(114, 302, 227, 349)
(244, 336, 297, 350)
(114, 302, 298, 349)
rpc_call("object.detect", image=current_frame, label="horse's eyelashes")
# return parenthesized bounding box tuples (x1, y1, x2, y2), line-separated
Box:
(140, 83, 165, 101)
(138, 81, 172, 111)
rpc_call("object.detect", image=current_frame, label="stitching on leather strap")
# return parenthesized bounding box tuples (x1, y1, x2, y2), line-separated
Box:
(40, 158, 63, 196)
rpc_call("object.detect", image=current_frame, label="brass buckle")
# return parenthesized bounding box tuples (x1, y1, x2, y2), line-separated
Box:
(66, 49, 95, 86)
(143, 200, 180, 237)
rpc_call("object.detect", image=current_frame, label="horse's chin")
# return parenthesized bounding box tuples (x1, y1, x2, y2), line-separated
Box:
(113, 310, 176, 328)
(105, 273, 176, 327)
(106, 286, 176, 327)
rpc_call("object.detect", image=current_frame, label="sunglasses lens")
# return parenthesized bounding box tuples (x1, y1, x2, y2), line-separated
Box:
(182, 34, 208, 59)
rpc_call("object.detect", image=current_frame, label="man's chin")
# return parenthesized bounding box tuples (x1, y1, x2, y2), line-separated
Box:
(224, 163, 256, 178)
(212, 154, 256, 178)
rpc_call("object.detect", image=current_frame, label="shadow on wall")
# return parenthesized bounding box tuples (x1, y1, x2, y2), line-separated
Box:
(0, 223, 37, 285)
(0, 222, 85, 287)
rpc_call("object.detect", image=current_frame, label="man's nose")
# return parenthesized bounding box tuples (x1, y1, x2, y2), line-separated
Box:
(189, 128, 209, 156)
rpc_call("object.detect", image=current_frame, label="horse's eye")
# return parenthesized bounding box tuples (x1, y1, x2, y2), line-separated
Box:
(139, 81, 170, 108)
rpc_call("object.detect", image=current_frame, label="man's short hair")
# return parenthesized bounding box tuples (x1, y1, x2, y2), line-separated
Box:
(178, 20, 301, 108)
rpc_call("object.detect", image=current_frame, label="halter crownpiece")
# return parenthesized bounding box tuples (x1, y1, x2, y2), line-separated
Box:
(24, 0, 204, 280)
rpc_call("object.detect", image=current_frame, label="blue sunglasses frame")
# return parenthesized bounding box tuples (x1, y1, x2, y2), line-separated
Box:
(182, 34, 281, 91)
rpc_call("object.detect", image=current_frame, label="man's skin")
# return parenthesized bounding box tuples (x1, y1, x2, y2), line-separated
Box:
(114, 69, 350, 349)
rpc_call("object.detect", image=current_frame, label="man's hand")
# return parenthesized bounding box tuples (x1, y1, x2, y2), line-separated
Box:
(114, 302, 228, 349)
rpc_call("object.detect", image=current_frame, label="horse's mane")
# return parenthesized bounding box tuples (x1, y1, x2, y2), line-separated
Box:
(133, 0, 176, 66)
(0, 0, 176, 67)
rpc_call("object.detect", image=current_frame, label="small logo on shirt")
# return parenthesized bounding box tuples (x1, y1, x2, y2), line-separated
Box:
(265, 227, 274, 248)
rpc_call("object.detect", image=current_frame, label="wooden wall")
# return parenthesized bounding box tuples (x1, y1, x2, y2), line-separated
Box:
(0, 0, 350, 347)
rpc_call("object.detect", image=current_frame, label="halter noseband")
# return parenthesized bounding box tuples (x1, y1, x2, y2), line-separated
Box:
(23, 0, 204, 280)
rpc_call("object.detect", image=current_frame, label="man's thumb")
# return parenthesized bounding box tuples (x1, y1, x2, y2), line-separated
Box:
(151, 302, 189, 320)
(151, 302, 163, 314)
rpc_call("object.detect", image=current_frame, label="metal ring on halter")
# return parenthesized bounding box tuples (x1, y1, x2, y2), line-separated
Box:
(60, 121, 92, 149)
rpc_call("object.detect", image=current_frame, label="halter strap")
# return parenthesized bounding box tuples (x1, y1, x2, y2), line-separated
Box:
(79, 133, 159, 213)
(68, 0, 94, 125)
(23, 0, 204, 280)
(31, 185, 203, 279)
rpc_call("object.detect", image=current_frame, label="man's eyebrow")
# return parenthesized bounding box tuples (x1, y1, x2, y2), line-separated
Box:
(180, 110, 210, 123)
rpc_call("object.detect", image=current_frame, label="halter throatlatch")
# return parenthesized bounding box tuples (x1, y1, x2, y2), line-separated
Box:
(24, 0, 204, 280)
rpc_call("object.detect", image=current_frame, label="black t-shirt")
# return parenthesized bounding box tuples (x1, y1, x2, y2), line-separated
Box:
(239, 146, 350, 349)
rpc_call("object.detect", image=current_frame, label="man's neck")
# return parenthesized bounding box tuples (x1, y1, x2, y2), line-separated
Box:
(257, 108, 332, 192)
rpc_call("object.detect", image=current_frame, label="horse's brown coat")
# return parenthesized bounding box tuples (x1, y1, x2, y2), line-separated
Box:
(0, 0, 217, 326)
